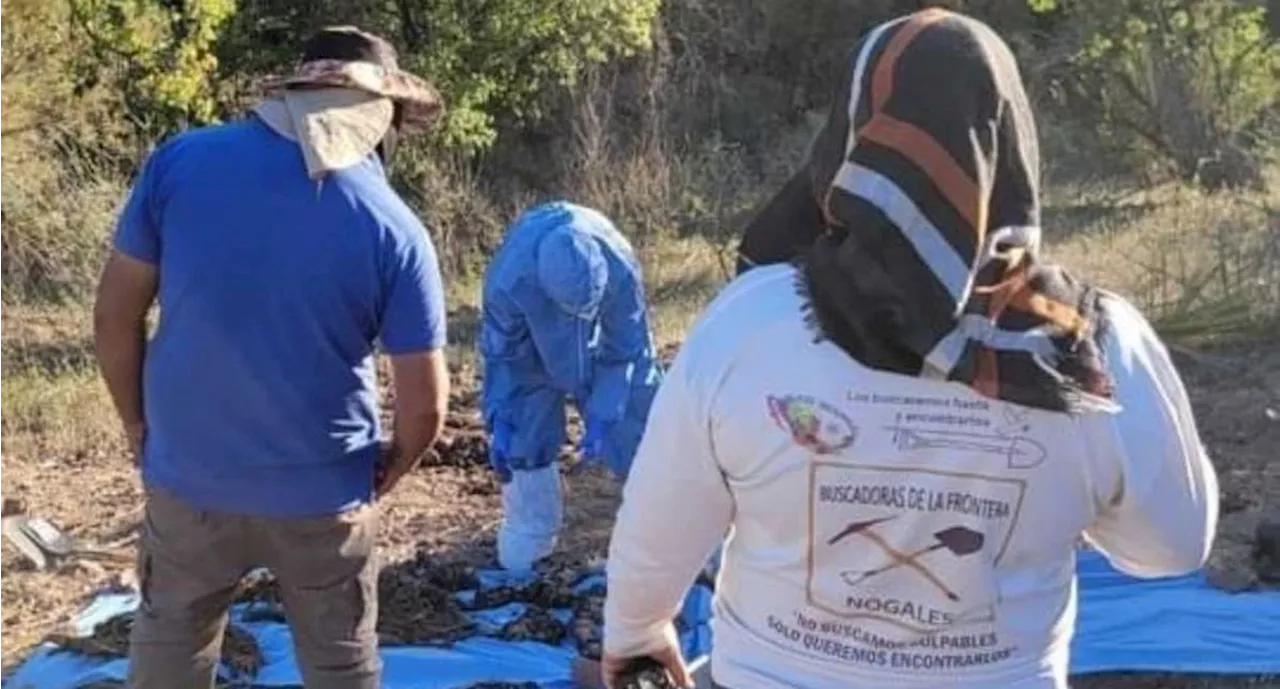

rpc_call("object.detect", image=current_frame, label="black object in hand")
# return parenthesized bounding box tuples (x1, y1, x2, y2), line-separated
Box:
(616, 656, 678, 689)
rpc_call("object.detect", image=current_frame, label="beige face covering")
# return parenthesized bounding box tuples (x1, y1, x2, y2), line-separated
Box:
(253, 87, 394, 180)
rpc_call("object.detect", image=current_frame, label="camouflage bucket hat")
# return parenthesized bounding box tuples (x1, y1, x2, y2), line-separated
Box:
(259, 26, 444, 134)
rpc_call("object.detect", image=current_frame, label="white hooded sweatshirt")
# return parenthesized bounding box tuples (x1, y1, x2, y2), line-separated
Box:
(604, 264, 1218, 689)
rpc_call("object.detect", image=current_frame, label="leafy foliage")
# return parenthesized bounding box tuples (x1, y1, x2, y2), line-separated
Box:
(1, 0, 1277, 305)
(68, 0, 237, 134)
(214, 0, 661, 153)
(404, 0, 660, 151)
(2, 1, 76, 133)
(1030, 0, 1279, 186)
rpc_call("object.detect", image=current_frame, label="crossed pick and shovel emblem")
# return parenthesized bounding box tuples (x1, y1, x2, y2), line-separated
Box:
(827, 516, 985, 602)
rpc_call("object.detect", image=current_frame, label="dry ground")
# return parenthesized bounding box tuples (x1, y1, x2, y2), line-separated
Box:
(3, 185, 1278, 686)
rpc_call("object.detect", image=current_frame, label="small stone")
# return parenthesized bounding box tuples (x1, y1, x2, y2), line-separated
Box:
(1221, 492, 1253, 514)
(108, 569, 139, 593)
(2, 498, 25, 516)
(63, 559, 107, 579)
(1253, 517, 1280, 584)
(1205, 562, 1255, 593)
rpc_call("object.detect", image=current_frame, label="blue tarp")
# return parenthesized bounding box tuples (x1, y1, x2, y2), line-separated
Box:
(5, 551, 1279, 688)
(1070, 549, 1280, 675)
(2, 572, 712, 689)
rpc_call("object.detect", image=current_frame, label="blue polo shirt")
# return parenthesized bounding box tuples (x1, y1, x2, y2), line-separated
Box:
(114, 118, 447, 517)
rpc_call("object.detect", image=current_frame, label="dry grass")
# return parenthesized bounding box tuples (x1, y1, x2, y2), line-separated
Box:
(1046, 173, 1280, 343)
(638, 237, 728, 345)
(1, 307, 120, 470)
(0, 144, 125, 307)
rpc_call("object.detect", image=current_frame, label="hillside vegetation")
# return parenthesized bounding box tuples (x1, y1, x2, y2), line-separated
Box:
(3, 0, 1277, 306)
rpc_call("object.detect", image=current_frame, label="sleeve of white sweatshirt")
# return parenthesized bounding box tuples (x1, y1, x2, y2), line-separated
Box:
(1082, 296, 1220, 577)
(604, 350, 734, 659)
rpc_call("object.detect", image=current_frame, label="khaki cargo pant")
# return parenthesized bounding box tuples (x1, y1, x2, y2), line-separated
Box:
(127, 488, 380, 689)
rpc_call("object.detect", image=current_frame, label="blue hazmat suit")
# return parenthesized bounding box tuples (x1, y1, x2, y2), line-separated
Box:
(479, 201, 662, 571)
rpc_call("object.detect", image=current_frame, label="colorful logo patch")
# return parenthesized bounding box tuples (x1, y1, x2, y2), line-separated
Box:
(767, 395, 857, 454)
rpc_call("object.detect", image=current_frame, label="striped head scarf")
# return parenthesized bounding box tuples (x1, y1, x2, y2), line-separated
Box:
(796, 9, 1117, 413)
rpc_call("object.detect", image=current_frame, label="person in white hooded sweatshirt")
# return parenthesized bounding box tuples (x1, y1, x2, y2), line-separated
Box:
(601, 9, 1219, 689)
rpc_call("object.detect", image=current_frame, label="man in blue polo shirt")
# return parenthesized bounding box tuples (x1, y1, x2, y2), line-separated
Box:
(93, 27, 448, 689)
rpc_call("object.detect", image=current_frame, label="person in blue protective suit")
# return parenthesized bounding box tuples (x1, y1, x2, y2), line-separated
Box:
(479, 201, 663, 572)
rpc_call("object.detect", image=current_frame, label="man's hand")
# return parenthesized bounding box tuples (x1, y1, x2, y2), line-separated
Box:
(601, 644, 692, 689)
(93, 250, 158, 468)
(125, 422, 147, 467)
(375, 442, 419, 498)
(378, 348, 449, 499)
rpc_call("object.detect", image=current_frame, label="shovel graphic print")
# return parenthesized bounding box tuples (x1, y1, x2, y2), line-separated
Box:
(830, 520, 985, 602)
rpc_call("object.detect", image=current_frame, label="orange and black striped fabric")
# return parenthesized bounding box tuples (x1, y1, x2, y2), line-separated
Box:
(767, 9, 1115, 412)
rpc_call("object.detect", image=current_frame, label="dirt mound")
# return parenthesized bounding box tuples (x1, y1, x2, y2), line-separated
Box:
(377, 578, 476, 646)
(422, 369, 587, 472)
(428, 428, 490, 469)
(42, 614, 262, 679)
(35, 546, 614, 685)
